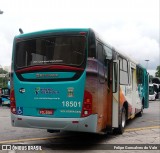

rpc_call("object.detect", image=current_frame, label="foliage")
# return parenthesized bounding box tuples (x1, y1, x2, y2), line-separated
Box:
(0, 68, 8, 88)
(0, 77, 8, 88)
(155, 65, 160, 77)
(0, 68, 7, 74)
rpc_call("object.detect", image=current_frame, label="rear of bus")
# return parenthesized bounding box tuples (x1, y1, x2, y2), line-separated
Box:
(10, 29, 97, 133)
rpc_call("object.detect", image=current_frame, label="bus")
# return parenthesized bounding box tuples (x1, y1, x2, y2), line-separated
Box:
(10, 28, 149, 134)
(1, 87, 10, 106)
(149, 84, 156, 101)
(152, 77, 160, 99)
(136, 65, 149, 108)
(0, 81, 10, 106)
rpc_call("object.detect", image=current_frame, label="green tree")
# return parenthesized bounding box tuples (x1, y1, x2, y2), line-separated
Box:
(0, 68, 7, 74)
(0, 68, 8, 88)
(155, 65, 160, 77)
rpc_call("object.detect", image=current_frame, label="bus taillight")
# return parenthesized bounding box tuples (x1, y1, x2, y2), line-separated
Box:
(81, 91, 92, 117)
(10, 88, 16, 114)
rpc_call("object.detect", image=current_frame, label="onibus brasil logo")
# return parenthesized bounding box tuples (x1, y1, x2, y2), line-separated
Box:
(35, 87, 59, 95)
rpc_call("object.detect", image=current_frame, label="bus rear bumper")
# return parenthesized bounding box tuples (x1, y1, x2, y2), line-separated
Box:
(11, 114, 98, 133)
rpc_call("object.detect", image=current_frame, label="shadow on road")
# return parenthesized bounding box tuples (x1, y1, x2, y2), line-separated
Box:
(36, 132, 114, 150)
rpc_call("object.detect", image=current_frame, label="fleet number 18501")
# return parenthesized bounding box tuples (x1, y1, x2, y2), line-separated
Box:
(62, 101, 81, 108)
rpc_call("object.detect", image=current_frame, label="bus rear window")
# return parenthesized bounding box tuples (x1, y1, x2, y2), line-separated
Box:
(15, 36, 86, 69)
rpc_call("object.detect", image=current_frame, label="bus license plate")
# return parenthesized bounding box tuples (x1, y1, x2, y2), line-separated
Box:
(39, 109, 54, 115)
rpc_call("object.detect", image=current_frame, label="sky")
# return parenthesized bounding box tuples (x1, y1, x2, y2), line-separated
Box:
(0, 0, 159, 76)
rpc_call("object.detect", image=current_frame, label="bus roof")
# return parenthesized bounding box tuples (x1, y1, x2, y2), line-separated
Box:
(15, 28, 91, 38)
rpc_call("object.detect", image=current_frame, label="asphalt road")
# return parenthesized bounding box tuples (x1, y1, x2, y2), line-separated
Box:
(0, 100, 159, 153)
(125, 100, 160, 129)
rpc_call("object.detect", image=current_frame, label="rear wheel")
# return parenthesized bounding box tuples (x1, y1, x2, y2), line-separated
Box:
(137, 100, 144, 117)
(114, 107, 126, 134)
(137, 106, 143, 117)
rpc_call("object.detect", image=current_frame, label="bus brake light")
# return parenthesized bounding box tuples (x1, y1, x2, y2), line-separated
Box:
(10, 89, 16, 114)
(81, 91, 92, 117)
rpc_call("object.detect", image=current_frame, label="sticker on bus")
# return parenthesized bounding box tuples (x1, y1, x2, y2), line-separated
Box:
(16, 107, 23, 115)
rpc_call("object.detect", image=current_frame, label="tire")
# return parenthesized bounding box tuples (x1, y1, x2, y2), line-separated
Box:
(137, 101, 144, 117)
(137, 106, 143, 117)
(114, 107, 126, 134)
